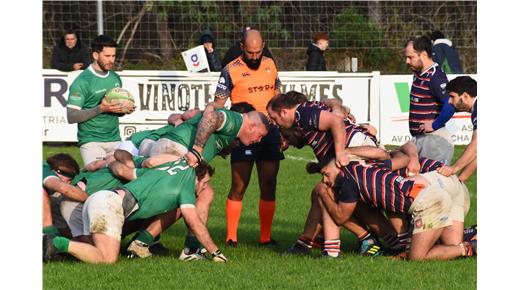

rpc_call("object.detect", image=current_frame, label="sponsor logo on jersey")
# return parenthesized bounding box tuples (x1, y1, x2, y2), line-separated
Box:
(247, 84, 274, 94)
(242, 72, 250, 78)
(219, 77, 226, 84)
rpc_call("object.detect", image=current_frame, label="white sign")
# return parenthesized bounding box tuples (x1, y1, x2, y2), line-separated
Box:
(181, 45, 210, 73)
(42, 69, 475, 146)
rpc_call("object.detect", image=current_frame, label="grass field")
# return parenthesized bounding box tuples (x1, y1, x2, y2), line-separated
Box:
(43, 145, 476, 289)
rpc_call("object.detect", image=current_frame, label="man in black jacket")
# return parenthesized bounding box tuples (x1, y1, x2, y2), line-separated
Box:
(200, 28, 222, 72)
(306, 32, 329, 71)
(51, 30, 90, 72)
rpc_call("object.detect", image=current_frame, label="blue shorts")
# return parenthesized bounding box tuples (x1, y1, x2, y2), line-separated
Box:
(231, 126, 285, 162)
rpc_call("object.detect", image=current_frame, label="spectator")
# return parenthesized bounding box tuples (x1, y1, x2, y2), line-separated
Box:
(221, 26, 275, 67)
(199, 28, 222, 72)
(306, 32, 329, 71)
(431, 30, 463, 74)
(51, 30, 90, 72)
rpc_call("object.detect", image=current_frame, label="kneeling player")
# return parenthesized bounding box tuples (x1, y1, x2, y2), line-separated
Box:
(318, 157, 476, 260)
(43, 160, 228, 264)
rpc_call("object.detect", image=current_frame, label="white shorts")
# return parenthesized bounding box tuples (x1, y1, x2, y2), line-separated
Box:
(138, 139, 156, 157)
(82, 190, 124, 240)
(412, 127, 454, 165)
(420, 171, 470, 222)
(348, 132, 377, 147)
(60, 199, 84, 238)
(409, 184, 453, 234)
(150, 138, 188, 157)
(80, 141, 121, 166)
(117, 140, 139, 156)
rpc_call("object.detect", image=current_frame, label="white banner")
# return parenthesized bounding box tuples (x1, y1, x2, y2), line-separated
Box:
(42, 69, 475, 146)
(181, 45, 210, 73)
(378, 74, 477, 145)
(42, 70, 377, 142)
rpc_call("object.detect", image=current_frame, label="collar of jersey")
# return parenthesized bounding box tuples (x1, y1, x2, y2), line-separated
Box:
(88, 65, 111, 78)
(419, 62, 438, 76)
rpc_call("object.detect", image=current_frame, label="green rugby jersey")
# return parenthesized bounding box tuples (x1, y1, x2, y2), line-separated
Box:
(42, 163, 59, 195)
(160, 109, 243, 161)
(123, 159, 196, 221)
(67, 65, 123, 146)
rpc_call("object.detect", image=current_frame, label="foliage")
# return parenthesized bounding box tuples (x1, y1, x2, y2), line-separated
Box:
(332, 8, 394, 72)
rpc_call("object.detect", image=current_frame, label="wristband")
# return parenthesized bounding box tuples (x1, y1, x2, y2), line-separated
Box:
(190, 148, 203, 164)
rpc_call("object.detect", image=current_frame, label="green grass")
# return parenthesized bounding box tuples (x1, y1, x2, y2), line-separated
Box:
(43, 145, 476, 289)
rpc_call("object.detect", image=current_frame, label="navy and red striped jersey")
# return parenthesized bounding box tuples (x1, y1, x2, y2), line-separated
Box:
(409, 63, 449, 136)
(335, 161, 416, 214)
(367, 157, 445, 177)
(294, 101, 377, 162)
(471, 99, 477, 129)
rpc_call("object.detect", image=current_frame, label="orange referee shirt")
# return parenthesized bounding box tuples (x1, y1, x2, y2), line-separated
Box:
(214, 55, 281, 114)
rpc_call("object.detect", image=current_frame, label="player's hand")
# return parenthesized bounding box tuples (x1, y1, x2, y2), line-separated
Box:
(280, 136, 289, 151)
(126, 105, 136, 114)
(336, 151, 350, 168)
(419, 121, 434, 133)
(211, 249, 228, 263)
(185, 151, 200, 168)
(437, 165, 456, 177)
(407, 159, 421, 176)
(100, 97, 126, 114)
(73, 63, 84, 70)
(360, 124, 377, 136)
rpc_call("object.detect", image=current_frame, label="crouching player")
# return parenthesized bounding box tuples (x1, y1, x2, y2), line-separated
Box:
(318, 157, 476, 260)
(43, 159, 228, 264)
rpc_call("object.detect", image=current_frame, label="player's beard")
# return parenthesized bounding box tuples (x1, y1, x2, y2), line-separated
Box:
(242, 53, 262, 70)
(97, 60, 113, 72)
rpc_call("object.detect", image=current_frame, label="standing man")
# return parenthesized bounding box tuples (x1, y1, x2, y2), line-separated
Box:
(66, 35, 135, 167)
(404, 36, 455, 165)
(211, 29, 283, 246)
(437, 76, 477, 182)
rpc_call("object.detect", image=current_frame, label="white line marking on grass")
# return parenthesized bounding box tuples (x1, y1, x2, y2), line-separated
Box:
(285, 154, 317, 163)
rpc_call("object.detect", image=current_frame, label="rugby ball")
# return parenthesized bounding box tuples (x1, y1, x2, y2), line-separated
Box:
(106, 87, 135, 113)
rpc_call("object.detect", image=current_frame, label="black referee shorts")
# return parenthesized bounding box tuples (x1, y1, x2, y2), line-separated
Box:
(231, 126, 285, 162)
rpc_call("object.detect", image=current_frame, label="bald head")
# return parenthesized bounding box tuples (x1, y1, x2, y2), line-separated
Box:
(241, 29, 264, 69)
(243, 29, 263, 47)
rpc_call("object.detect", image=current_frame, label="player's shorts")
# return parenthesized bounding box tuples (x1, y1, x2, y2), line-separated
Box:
(348, 131, 377, 147)
(408, 184, 453, 235)
(60, 199, 84, 238)
(80, 141, 122, 166)
(420, 171, 470, 222)
(149, 138, 188, 157)
(82, 190, 125, 240)
(231, 126, 284, 162)
(412, 127, 454, 165)
(117, 140, 139, 156)
(138, 138, 156, 157)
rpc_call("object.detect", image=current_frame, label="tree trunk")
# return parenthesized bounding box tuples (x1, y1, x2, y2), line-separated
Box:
(156, 16, 174, 63)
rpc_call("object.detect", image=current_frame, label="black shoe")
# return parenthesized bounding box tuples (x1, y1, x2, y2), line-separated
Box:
(259, 239, 278, 247)
(43, 234, 58, 263)
(287, 243, 311, 255)
(226, 239, 237, 247)
(149, 242, 170, 256)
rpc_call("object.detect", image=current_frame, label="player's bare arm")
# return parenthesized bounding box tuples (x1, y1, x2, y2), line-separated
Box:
(399, 141, 421, 175)
(438, 129, 477, 177)
(317, 187, 356, 225)
(318, 111, 348, 167)
(181, 206, 228, 262)
(108, 160, 137, 181)
(44, 178, 88, 202)
(185, 111, 225, 167)
(346, 146, 390, 161)
(142, 154, 180, 168)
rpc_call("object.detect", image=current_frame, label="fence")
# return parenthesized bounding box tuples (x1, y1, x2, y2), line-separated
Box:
(43, 1, 477, 73)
